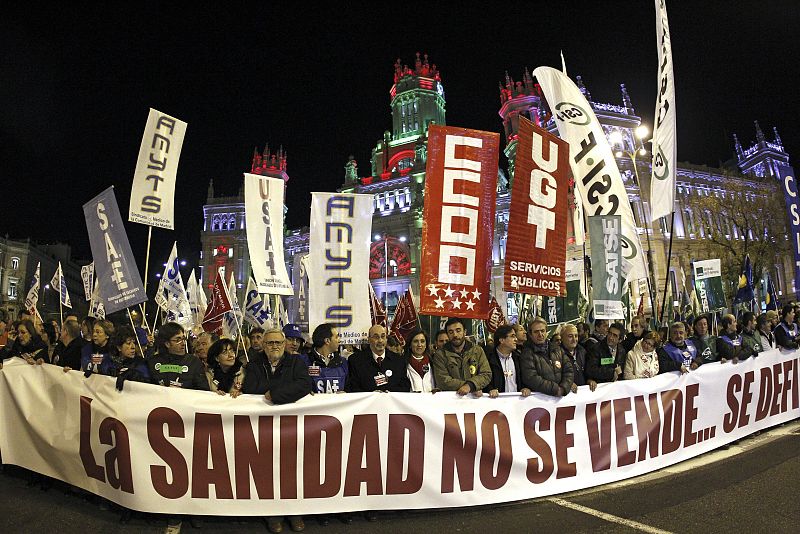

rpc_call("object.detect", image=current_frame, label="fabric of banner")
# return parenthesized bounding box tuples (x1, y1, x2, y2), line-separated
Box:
(49, 261, 73, 308)
(485, 296, 507, 333)
(777, 164, 800, 299)
(160, 242, 193, 328)
(369, 282, 387, 328)
(589, 215, 625, 320)
(243, 277, 272, 329)
(24, 262, 40, 313)
(223, 275, 243, 340)
(534, 66, 645, 283)
(543, 259, 583, 325)
(309, 192, 373, 344)
(81, 263, 94, 302)
(504, 118, 569, 296)
(390, 287, 419, 341)
(693, 259, 727, 312)
(129, 108, 187, 230)
(1, 351, 797, 515)
(420, 125, 500, 318)
(650, 0, 677, 221)
(244, 173, 293, 295)
(288, 254, 309, 329)
(83, 187, 147, 315)
(202, 270, 233, 334)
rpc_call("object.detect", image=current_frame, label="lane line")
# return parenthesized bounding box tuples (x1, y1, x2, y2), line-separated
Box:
(547, 497, 674, 534)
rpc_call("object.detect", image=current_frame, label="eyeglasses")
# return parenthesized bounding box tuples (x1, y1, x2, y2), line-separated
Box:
(170, 336, 186, 343)
(265, 340, 285, 346)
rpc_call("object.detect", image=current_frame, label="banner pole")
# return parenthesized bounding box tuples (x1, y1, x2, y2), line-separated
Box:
(142, 226, 153, 322)
(659, 212, 676, 326)
(235, 316, 249, 363)
(127, 309, 146, 358)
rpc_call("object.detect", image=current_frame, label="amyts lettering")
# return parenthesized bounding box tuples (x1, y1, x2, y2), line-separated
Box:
(140, 115, 179, 215)
(324, 196, 355, 327)
(96, 202, 127, 292)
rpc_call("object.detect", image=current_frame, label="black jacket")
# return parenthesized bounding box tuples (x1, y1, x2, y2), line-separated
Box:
(483, 346, 523, 393)
(562, 343, 587, 386)
(586, 340, 627, 383)
(242, 352, 311, 404)
(346, 348, 411, 392)
(147, 352, 209, 391)
(52, 337, 84, 369)
(519, 341, 574, 396)
(622, 330, 648, 353)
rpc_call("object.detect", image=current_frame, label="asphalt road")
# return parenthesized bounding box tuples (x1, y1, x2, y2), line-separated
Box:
(1, 421, 798, 533)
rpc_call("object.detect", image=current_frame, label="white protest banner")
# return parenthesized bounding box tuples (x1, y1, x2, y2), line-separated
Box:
(81, 263, 94, 302)
(244, 276, 273, 329)
(24, 262, 41, 314)
(650, 0, 677, 221)
(49, 261, 73, 308)
(160, 242, 193, 329)
(1, 351, 797, 515)
(129, 108, 187, 229)
(309, 192, 373, 343)
(222, 275, 243, 340)
(244, 173, 293, 295)
(534, 66, 645, 282)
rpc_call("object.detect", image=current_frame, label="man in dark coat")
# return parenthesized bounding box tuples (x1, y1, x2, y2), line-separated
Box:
(519, 317, 573, 396)
(585, 322, 627, 391)
(483, 324, 530, 397)
(560, 324, 587, 392)
(52, 319, 84, 369)
(242, 327, 311, 404)
(658, 321, 702, 374)
(346, 324, 410, 392)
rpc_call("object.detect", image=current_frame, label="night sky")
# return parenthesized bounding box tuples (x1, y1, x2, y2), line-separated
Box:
(3, 3, 799, 276)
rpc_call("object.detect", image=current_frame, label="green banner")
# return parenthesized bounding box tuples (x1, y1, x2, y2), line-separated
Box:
(588, 215, 625, 319)
(693, 259, 726, 312)
(543, 260, 583, 325)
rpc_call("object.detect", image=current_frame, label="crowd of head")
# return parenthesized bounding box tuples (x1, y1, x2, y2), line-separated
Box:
(0, 303, 796, 532)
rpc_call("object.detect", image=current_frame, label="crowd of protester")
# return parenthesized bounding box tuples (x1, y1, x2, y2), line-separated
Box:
(0, 302, 797, 533)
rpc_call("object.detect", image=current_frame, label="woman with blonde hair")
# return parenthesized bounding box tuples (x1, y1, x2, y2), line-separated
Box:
(624, 331, 661, 380)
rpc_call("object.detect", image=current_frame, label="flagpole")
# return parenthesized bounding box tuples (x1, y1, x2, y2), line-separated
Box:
(127, 309, 146, 358)
(142, 226, 153, 323)
(659, 212, 676, 326)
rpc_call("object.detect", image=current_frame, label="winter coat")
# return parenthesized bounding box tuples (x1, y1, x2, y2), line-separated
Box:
(562, 343, 587, 386)
(407, 355, 435, 393)
(301, 350, 349, 394)
(623, 339, 659, 379)
(658, 340, 703, 373)
(585, 340, 627, 383)
(147, 352, 210, 391)
(519, 341, 574, 396)
(431, 340, 492, 392)
(242, 352, 311, 404)
(483, 345, 523, 393)
(346, 348, 411, 392)
(206, 361, 246, 394)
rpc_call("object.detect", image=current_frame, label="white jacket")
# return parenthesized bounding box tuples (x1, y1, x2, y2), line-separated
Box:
(407, 361, 436, 392)
(624, 339, 659, 380)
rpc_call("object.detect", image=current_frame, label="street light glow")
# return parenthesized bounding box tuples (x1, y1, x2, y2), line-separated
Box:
(609, 131, 623, 145)
(635, 125, 649, 139)
(615, 150, 624, 158)
(639, 148, 647, 156)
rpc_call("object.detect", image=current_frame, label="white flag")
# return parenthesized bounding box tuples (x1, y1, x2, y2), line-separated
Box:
(650, 0, 677, 221)
(81, 263, 94, 301)
(186, 269, 206, 330)
(89, 279, 106, 320)
(274, 295, 289, 330)
(49, 261, 72, 308)
(222, 275, 243, 339)
(534, 66, 646, 282)
(244, 173, 293, 295)
(129, 109, 187, 230)
(243, 277, 273, 329)
(24, 262, 41, 314)
(160, 242, 193, 328)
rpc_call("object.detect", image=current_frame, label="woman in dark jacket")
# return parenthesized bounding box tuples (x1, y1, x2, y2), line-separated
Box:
(112, 326, 151, 390)
(147, 322, 209, 390)
(78, 319, 116, 375)
(206, 338, 246, 397)
(4, 319, 49, 365)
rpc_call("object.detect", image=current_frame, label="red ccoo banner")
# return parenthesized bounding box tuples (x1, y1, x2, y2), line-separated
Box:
(420, 125, 500, 318)
(504, 117, 570, 296)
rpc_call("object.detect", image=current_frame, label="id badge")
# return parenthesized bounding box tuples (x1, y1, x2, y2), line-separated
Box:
(600, 356, 614, 366)
(308, 365, 321, 377)
(375, 373, 388, 386)
(91, 354, 104, 365)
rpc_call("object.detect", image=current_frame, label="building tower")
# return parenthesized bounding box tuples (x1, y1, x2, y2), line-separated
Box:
(735, 121, 791, 179)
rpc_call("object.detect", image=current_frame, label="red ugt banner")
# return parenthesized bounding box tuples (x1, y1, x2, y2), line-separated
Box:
(503, 117, 570, 297)
(420, 125, 500, 318)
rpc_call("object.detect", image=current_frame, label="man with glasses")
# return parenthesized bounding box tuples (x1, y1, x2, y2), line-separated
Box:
(347, 324, 410, 392)
(147, 322, 209, 390)
(242, 328, 311, 404)
(585, 322, 627, 391)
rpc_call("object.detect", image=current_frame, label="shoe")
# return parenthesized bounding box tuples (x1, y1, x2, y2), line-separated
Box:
(365, 511, 378, 522)
(317, 515, 330, 526)
(289, 516, 305, 532)
(339, 513, 354, 524)
(267, 517, 284, 533)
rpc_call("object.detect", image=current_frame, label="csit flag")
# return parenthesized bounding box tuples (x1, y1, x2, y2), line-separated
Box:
(485, 296, 507, 334)
(420, 125, 500, 318)
(49, 261, 72, 308)
(390, 287, 419, 342)
(504, 117, 570, 296)
(202, 269, 233, 334)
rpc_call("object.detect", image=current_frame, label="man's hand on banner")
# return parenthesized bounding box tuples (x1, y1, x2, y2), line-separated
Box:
(521, 387, 531, 397)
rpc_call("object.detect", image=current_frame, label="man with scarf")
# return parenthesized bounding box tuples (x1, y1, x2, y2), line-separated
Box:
(717, 314, 757, 363)
(658, 321, 702, 373)
(774, 304, 800, 350)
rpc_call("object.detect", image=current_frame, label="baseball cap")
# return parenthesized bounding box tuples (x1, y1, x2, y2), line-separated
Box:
(283, 324, 303, 339)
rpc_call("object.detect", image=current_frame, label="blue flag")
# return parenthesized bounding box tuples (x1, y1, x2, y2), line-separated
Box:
(83, 187, 148, 315)
(765, 276, 779, 311)
(733, 254, 754, 305)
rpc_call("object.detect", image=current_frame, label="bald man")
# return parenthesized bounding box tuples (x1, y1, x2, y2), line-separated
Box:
(346, 324, 410, 392)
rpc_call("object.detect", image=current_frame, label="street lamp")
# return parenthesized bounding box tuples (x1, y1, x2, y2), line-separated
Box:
(609, 126, 658, 320)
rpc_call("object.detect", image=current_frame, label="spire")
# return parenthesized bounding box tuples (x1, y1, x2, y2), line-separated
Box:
(773, 126, 783, 146)
(207, 179, 215, 201)
(754, 120, 765, 143)
(620, 83, 633, 113)
(505, 71, 512, 90)
(733, 133, 744, 158)
(576, 75, 591, 101)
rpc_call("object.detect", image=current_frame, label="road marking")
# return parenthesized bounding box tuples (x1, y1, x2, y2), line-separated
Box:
(547, 497, 674, 534)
